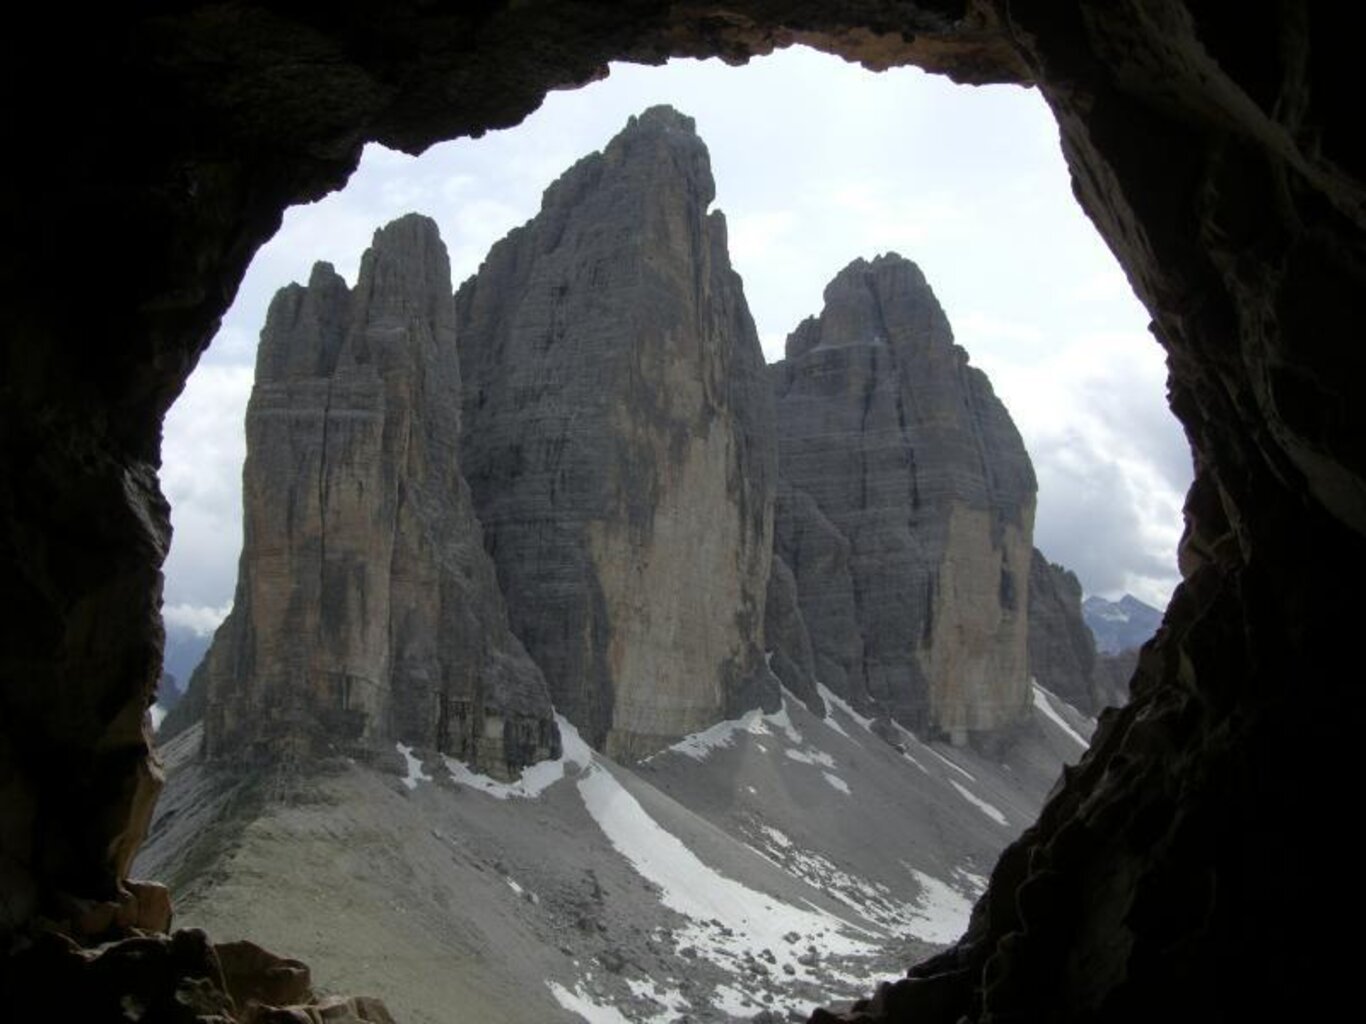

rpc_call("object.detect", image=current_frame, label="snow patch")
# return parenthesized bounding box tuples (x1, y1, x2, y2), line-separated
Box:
(150, 705, 167, 731)
(948, 779, 1008, 826)
(926, 747, 976, 782)
(1031, 683, 1091, 750)
(442, 714, 592, 799)
(952, 867, 989, 898)
(663, 707, 770, 762)
(822, 772, 851, 795)
(577, 762, 875, 985)
(765, 696, 805, 744)
(903, 867, 975, 945)
(504, 875, 538, 903)
(785, 747, 837, 768)
(546, 980, 634, 1024)
(710, 983, 760, 1018)
(625, 978, 690, 1023)
(396, 743, 432, 791)
(746, 823, 936, 939)
(756, 824, 793, 849)
(816, 683, 875, 736)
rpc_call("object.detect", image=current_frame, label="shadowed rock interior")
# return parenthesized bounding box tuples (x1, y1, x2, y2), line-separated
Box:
(1, 2, 1359, 1020)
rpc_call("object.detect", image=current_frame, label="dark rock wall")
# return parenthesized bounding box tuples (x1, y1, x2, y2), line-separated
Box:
(770, 255, 1037, 742)
(1, 3, 1360, 1021)
(1091, 646, 1137, 712)
(195, 215, 556, 775)
(456, 107, 775, 759)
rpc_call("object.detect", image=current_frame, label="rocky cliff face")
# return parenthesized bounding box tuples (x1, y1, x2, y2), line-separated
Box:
(769, 255, 1036, 743)
(1026, 549, 1100, 713)
(198, 215, 557, 776)
(456, 106, 776, 760)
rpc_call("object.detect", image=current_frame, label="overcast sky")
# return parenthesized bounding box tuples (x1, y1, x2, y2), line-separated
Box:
(160, 47, 1190, 639)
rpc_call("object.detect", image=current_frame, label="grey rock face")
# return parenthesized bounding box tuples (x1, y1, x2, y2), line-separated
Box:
(456, 107, 776, 759)
(763, 550, 823, 717)
(769, 255, 1036, 742)
(199, 215, 557, 776)
(1026, 549, 1100, 712)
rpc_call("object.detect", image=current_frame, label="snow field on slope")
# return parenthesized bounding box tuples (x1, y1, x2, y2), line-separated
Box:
(900, 867, 976, 945)
(577, 762, 879, 990)
(743, 821, 981, 945)
(1031, 682, 1092, 750)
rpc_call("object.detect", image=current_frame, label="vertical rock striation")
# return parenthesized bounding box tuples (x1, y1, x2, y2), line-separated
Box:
(456, 106, 776, 759)
(1026, 548, 1101, 713)
(770, 255, 1036, 743)
(198, 215, 557, 776)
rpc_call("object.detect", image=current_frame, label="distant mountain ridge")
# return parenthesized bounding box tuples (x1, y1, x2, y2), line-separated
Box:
(1083, 593, 1163, 653)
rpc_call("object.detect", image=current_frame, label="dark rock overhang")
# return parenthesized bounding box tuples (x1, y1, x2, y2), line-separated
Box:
(2, 3, 1360, 1021)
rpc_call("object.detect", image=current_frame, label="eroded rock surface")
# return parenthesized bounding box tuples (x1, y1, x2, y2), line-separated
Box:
(197, 215, 557, 775)
(769, 255, 1036, 742)
(0, 925, 395, 1023)
(456, 106, 776, 759)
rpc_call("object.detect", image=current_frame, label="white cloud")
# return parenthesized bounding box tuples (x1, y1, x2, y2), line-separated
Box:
(163, 601, 234, 637)
(976, 319, 1189, 607)
(729, 209, 798, 267)
(161, 363, 251, 607)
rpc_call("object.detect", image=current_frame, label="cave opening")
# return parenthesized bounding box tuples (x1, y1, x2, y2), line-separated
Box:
(149, 46, 1186, 1020)
(4, 5, 1354, 1021)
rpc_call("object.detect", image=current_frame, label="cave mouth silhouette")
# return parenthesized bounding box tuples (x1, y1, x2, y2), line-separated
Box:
(1, 5, 1358, 1022)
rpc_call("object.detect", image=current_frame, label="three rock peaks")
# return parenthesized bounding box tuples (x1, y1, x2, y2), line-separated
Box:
(188, 105, 1075, 775)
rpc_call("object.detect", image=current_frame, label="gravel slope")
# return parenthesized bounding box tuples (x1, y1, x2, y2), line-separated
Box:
(137, 692, 1094, 1023)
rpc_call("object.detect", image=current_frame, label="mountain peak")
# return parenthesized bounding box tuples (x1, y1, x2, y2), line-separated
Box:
(628, 103, 698, 136)
(534, 105, 716, 228)
(785, 251, 947, 360)
(1082, 593, 1163, 653)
